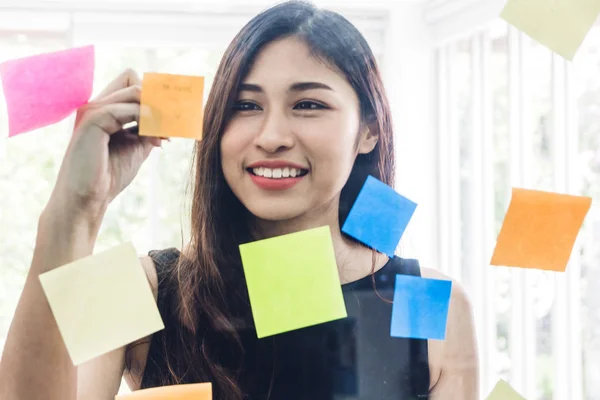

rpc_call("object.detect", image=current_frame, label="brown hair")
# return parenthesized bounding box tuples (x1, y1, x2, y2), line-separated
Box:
(131, 1, 395, 398)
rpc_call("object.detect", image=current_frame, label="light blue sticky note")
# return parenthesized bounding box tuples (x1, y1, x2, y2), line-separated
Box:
(390, 275, 452, 340)
(342, 175, 417, 257)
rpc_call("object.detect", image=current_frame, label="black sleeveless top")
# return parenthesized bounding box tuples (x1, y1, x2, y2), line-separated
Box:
(141, 249, 431, 399)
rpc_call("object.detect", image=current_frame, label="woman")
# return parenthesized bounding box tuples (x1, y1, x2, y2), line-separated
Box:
(0, 1, 478, 399)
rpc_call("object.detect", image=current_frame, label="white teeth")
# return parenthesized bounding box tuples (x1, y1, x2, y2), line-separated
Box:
(251, 167, 306, 178)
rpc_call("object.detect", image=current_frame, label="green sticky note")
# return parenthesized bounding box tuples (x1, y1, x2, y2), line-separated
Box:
(239, 226, 347, 338)
(486, 379, 526, 400)
(500, 0, 600, 60)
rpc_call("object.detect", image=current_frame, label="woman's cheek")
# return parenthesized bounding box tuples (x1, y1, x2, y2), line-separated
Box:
(222, 121, 256, 154)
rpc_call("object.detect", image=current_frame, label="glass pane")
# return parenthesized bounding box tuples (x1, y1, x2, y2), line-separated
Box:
(489, 20, 512, 383)
(0, 32, 68, 355)
(452, 38, 474, 291)
(523, 35, 555, 400)
(573, 24, 600, 400)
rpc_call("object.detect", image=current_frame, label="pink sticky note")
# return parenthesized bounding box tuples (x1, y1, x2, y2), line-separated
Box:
(0, 45, 95, 137)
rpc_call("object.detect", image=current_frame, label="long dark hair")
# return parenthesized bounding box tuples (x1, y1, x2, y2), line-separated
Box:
(131, 1, 395, 398)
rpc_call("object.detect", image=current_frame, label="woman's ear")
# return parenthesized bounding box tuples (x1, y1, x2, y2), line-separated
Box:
(357, 123, 379, 155)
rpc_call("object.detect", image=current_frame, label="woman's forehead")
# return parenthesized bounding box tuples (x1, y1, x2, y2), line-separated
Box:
(242, 37, 347, 89)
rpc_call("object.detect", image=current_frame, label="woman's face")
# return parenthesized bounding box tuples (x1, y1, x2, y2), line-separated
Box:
(221, 36, 377, 222)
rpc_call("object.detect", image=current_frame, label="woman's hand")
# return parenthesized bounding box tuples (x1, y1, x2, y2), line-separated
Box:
(48, 68, 163, 222)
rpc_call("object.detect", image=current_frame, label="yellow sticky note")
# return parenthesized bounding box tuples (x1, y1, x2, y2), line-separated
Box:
(39, 242, 164, 365)
(486, 379, 526, 400)
(139, 72, 204, 139)
(500, 0, 600, 60)
(491, 188, 591, 272)
(115, 382, 212, 399)
(239, 226, 347, 338)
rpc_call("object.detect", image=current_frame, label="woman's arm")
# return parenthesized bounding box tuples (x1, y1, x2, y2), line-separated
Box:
(0, 204, 105, 400)
(0, 68, 161, 400)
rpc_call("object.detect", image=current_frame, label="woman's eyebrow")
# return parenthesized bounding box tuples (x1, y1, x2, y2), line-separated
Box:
(288, 82, 333, 92)
(237, 81, 334, 93)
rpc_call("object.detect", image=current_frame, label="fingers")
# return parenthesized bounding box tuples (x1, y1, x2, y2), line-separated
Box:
(93, 85, 141, 107)
(83, 104, 164, 149)
(92, 68, 142, 101)
(109, 129, 161, 150)
(84, 103, 142, 136)
(145, 136, 162, 148)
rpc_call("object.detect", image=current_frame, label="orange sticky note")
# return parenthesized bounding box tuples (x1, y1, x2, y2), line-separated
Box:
(139, 72, 204, 139)
(491, 188, 591, 271)
(115, 382, 211, 399)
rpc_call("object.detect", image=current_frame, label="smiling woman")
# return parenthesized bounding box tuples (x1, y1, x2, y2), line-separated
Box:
(130, 2, 477, 399)
(0, 1, 478, 400)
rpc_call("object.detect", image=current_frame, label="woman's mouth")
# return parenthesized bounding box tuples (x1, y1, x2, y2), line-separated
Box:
(246, 167, 309, 190)
(248, 167, 309, 179)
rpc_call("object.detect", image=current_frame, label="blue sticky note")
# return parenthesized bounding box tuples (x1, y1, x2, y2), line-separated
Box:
(390, 275, 452, 340)
(342, 175, 417, 257)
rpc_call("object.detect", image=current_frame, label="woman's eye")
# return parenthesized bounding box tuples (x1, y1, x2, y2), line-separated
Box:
(294, 101, 327, 110)
(232, 101, 261, 112)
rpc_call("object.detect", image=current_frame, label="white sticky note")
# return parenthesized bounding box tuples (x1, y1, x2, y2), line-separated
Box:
(500, 0, 600, 60)
(39, 242, 164, 365)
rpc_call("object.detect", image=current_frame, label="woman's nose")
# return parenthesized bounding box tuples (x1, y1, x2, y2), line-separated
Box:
(253, 111, 295, 153)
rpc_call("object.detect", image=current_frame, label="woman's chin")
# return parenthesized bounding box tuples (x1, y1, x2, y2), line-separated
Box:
(246, 203, 306, 223)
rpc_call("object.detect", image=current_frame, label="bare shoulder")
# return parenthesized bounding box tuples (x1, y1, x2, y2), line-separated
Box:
(420, 267, 472, 309)
(420, 267, 479, 399)
(123, 255, 160, 391)
(139, 255, 159, 299)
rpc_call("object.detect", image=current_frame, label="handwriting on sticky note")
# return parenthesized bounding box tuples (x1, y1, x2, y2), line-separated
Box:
(500, 0, 600, 60)
(342, 175, 417, 257)
(486, 379, 526, 400)
(390, 275, 452, 340)
(0, 45, 94, 137)
(115, 382, 212, 399)
(239, 226, 347, 338)
(491, 188, 591, 272)
(139, 72, 204, 139)
(39, 242, 164, 366)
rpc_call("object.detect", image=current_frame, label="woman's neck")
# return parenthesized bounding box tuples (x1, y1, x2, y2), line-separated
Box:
(248, 201, 390, 284)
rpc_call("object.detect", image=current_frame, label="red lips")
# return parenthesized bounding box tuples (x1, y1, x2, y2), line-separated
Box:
(247, 160, 308, 170)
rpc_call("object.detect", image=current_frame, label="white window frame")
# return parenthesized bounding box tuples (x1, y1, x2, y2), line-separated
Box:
(428, 0, 585, 398)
